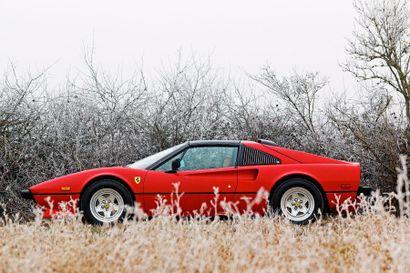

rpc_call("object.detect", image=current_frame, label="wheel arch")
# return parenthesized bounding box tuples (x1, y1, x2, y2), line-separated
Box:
(79, 175, 135, 209)
(269, 173, 330, 213)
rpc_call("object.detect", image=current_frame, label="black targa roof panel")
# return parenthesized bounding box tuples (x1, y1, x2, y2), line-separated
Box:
(188, 140, 241, 147)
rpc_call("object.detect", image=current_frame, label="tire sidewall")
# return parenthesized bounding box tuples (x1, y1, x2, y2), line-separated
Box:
(271, 178, 324, 225)
(80, 179, 134, 225)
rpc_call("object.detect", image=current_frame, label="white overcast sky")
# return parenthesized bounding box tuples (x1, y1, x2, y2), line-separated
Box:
(0, 0, 358, 94)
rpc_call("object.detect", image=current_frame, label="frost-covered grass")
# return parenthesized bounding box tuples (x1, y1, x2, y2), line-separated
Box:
(0, 209, 409, 273)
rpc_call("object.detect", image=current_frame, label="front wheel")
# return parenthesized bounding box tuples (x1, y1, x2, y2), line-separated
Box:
(80, 179, 134, 225)
(270, 178, 324, 225)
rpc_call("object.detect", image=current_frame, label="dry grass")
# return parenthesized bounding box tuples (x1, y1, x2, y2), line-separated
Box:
(0, 211, 410, 273)
(1, 157, 409, 273)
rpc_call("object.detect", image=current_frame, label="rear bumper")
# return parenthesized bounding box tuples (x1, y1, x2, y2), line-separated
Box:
(326, 186, 375, 212)
(357, 186, 374, 196)
(20, 189, 34, 200)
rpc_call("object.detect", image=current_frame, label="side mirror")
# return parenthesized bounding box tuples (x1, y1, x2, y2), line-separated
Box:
(171, 158, 181, 172)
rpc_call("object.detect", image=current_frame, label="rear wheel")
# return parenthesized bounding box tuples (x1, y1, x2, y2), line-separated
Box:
(271, 178, 324, 225)
(80, 179, 134, 225)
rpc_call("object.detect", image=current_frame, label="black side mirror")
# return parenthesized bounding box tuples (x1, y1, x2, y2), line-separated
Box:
(171, 158, 181, 172)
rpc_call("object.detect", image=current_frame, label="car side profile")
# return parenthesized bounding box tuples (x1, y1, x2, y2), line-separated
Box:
(21, 139, 370, 225)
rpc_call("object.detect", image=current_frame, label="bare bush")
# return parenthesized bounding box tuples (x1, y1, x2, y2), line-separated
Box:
(327, 90, 406, 191)
(0, 46, 408, 216)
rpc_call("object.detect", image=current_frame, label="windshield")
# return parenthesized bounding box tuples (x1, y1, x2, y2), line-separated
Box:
(127, 143, 186, 169)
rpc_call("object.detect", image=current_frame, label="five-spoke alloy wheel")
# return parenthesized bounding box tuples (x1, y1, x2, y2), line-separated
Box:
(89, 188, 125, 223)
(81, 179, 134, 225)
(271, 178, 324, 225)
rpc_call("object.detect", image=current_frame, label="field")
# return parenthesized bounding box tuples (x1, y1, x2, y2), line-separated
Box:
(1, 192, 410, 273)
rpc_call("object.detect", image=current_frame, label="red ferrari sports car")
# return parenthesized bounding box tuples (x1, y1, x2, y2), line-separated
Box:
(21, 139, 371, 224)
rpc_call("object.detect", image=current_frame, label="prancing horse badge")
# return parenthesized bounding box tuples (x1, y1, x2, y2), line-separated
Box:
(134, 176, 141, 184)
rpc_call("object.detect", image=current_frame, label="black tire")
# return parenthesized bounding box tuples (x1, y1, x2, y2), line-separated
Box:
(270, 178, 324, 225)
(80, 179, 134, 225)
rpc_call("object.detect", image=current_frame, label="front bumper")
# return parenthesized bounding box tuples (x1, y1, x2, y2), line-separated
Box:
(20, 189, 34, 200)
(357, 186, 374, 196)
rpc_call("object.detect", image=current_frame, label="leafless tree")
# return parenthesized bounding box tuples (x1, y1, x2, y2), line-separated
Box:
(343, 0, 410, 128)
(252, 67, 327, 135)
(335, 0, 410, 190)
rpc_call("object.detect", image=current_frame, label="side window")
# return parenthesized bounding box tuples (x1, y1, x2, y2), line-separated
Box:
(155, 152, 184, 171)
(180, 146, 238, 171)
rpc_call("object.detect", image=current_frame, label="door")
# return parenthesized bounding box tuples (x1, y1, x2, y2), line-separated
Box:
(143, 145, 238, 216)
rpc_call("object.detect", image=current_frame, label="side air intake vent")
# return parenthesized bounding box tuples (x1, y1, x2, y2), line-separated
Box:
(240, 146, 280, 166)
